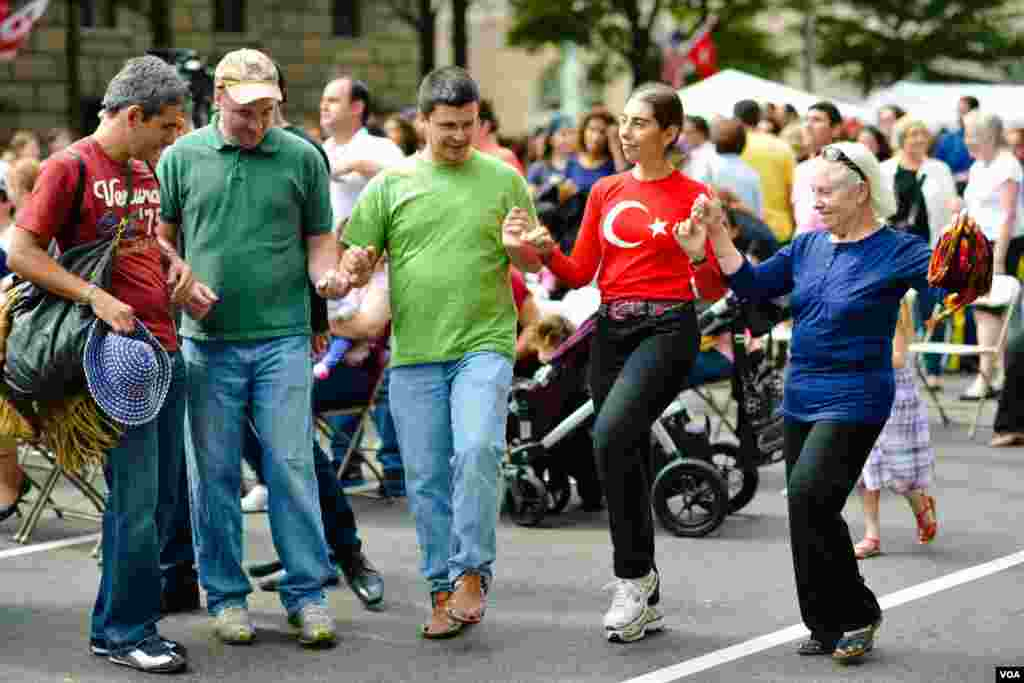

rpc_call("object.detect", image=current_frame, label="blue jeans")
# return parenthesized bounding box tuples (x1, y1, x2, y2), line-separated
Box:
(182, 336, 332, 616)
(92, 352, 191, 653)
(242, 419, 362, 556)
(388, 352, 512, 594)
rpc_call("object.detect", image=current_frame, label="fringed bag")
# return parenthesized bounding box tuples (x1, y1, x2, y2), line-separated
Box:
(926, 210, 994, 326)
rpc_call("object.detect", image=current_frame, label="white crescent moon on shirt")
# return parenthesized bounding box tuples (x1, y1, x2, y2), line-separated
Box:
(603, 200, 648, 248)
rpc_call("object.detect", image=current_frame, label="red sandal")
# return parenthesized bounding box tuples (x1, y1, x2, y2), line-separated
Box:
(915, 495, 937, 544)
(854, 537, 881, 560)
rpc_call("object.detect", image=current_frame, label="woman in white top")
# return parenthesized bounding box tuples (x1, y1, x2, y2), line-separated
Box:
(959, 111, 1022, 399)
(880, 118, 958, 389)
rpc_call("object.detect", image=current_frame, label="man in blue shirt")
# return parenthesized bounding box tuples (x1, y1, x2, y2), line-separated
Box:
(933, 95, 979, 194)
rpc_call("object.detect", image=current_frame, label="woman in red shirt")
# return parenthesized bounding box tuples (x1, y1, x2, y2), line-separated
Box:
(524, 82, 727, 643)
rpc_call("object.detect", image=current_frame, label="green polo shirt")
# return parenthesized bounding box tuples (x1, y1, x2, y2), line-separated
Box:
(157, 118, 333, 341)
(344, 150, 535, 367)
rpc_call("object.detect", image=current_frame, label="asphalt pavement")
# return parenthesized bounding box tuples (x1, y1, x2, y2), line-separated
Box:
(1, 384, 1022, 683)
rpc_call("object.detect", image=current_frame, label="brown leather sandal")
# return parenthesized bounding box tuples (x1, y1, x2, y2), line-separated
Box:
(447, 573, 488, 625)
(421, 591, 464, 639)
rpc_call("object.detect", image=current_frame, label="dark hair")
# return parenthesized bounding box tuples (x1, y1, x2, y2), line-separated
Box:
(858, 124, 892, 162)
(879, 104, 905, 120)
(385, 113, 418, 156)
(349, 78, 371, 126)
(733, 99, 761, 127)
(417, 66, 479, 117)
(714, 118, 747, 156)
(629, 82, 685, 151)
(961, 95, 980, 111)
(576, 111, 616, 156)
(809, 100, 843, 127)
(685, 115, 709, 140)
(102, 55, 189, 120)
(478, 98, 500, 134)
(272, 60, 288, 104)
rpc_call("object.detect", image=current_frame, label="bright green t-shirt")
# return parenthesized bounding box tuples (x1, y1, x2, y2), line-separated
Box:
(344, 151, 536, 367)
(157, 119, 333, 341)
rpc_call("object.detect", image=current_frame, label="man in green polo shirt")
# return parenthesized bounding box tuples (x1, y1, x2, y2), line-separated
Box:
(156, 48, 345, 649)
(340, 66, 542, 639)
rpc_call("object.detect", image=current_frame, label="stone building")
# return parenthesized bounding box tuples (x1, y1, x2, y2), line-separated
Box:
(1, 0, 420, 141)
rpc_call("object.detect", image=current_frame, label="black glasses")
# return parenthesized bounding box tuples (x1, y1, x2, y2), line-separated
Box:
(821, 146, 866, 183)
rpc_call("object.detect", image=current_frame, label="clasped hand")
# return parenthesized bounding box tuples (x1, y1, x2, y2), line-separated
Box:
(674, 194, 727, 260)
(503, 207, 554, 255)
(338, 245, 378, 292)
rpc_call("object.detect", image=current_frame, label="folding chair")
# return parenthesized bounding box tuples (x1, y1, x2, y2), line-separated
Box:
(909, 275, 1022, 439)
(314, 363, 392, 500)
(13, 443, 105, 544)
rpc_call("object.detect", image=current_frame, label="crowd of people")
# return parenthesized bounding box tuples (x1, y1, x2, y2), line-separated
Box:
(0, 47, 1019, 676)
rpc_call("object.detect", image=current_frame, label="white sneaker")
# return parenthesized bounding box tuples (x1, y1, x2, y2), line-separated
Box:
(241, 485, 268, 513)
(603, 571, 662, 642)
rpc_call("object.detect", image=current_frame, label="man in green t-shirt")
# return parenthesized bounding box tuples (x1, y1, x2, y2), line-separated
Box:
(155, 48, 346, 649)
(340, 66, 542, 639)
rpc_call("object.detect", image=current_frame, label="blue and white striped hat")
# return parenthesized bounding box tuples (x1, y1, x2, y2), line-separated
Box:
(82, 319, 172, 426)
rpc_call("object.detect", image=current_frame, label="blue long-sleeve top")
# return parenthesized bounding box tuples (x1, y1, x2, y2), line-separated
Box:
(728, 227, 932, 424)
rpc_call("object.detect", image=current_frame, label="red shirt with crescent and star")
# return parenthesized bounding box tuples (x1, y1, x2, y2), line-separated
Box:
(547, 170, 728, 303)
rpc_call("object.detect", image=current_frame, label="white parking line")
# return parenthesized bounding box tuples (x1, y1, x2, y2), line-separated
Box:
(623, 548, 1024, 683)
(0, 532, 101, 560)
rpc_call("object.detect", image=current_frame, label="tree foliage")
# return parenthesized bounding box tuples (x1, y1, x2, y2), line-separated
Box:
(809, 0, 1024, 95)
(507, 0, 792, 91)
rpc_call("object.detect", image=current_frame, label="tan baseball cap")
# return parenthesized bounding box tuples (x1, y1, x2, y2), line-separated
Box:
(214, 49, 282, 104)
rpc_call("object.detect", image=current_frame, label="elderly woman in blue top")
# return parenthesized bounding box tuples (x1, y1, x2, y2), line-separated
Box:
(677, 142, 937, 664)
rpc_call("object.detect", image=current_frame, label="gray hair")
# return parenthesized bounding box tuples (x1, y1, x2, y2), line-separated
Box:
(102, 56, 189, 120)
(964, 110, 1004, 147)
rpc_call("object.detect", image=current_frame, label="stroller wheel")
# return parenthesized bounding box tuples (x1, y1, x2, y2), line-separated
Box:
(509, 475, 548, 527)
(651, 458, 728, 537)
(542, 468, 572, 514)
(707, 442, 760, 514)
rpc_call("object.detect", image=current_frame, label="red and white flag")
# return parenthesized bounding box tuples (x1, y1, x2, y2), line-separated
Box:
(0, 0, 50, 61)
(662, 16, 719, 88)
(685, 19, 718, 80)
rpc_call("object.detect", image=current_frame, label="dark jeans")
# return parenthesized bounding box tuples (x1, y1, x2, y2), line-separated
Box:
(994, 327, 1024, 433)
(242, 420, 362, 559)
(92, 352, 192, 652)
(784, 419, 884, 638)
(588, 305, 699, 579)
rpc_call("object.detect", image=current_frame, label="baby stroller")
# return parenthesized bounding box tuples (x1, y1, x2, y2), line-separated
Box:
(504, 316, 729, 536)
(651, 292, 787, 521)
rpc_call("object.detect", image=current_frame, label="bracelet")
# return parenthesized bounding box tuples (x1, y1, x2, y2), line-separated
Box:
(690, 254, 707, 266)
(82, 283, 97, 305)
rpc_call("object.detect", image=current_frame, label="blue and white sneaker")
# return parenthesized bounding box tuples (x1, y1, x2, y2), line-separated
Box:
(106, 635, 188, 673)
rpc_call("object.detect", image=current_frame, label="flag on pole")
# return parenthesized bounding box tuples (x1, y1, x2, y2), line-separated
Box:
(0, 0, 50, 61)
(661, 16, 719, 88)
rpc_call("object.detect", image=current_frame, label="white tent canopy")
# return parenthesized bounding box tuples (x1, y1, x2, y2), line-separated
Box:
(865, 81, 1024, 132)
(677, 69, 872, 123)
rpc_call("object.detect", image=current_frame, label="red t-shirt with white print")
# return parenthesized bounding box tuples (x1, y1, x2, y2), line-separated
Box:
(547, 170, 728, 303)
(16, 138, 177, 351)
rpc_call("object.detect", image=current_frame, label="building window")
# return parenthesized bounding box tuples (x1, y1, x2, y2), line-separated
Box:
(215, 0, 246, 33)
(81, 0, 117, 28)
(333, 0, 360, 37)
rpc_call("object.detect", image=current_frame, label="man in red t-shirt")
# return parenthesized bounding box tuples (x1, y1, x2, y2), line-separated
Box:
(8, 56, 194, 674)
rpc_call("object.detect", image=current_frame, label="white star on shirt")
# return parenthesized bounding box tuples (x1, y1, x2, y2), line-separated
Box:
(649, 218, 668, 237)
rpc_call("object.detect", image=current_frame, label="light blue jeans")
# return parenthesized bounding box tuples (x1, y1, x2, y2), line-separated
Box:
(388, 351, 512, 594)
(182, 335, 332, 616)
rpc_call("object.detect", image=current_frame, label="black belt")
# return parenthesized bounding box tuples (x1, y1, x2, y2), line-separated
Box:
(598, 300, 693, 322)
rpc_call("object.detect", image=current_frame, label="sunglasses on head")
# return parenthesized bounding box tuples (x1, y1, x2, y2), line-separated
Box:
(821, 146, 867, 183)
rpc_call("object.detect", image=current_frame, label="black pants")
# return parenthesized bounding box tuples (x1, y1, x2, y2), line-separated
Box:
(588, 306, 699, 579)
(784, 419, 884, 638)
(994, 327, 1024, 433)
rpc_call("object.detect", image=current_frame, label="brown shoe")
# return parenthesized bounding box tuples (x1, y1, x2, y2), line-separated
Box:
(447, 573, 487, 624)
(421, 591, 464, 639)
(989, 432, 1024, 448)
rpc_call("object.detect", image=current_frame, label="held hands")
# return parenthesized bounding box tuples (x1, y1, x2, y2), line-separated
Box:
(183, 281, 219, 321)
(340, 245, 378, 290)
(315, 270, 351, 299)
(674, 194, 727, 261)
(166, 255, 195, 305)
(503, 207, 555, 256)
